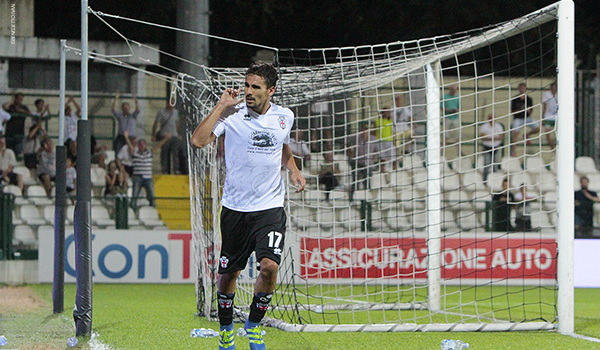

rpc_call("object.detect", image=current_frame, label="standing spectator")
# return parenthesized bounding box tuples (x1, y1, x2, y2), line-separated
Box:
(376, 108, 396, 172)
(117, 135, 136, 177)
(63, 96, 81, 142)
(111, 92, 140, 152)
(575, 176, 600, 238)
(514, 183, 535, 231)
(441, 84, 460, 149)
(22, 113, 47, 170)
(309, 100, 333, 152)
(37, 137, 56, 197)
(479, 114, 505, 181)
(510, 82, 539, 156)
(0, 137, 24, 192)
(0, 104, 11, 136)
(492, 178, 514, 232)
(65, 157, 77, 204)
(393, 95, 413, 155)
(318, 152, 340, 201)
(104, 160, 128, 198)
(152, 101, 181, 174)
(288, 129, 311, 170)
(125, 132, 158, 210)
(541, 82, 558, 150)
(31, 98, 50, 125)
(348, 122, 379, 200)
(3, 93, 30, 156)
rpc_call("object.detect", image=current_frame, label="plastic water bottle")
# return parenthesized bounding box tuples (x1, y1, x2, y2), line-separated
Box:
(0, 335, 7, 346)
(190, 328, 219, 338)
(441, 339, 469, 350)
(67, 337, 78, 347)
(237, 328, 266, 337)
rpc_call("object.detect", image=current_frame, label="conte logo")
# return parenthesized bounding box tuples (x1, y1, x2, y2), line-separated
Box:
(220, 256, 229, 268)
(248, 131, 275, 147)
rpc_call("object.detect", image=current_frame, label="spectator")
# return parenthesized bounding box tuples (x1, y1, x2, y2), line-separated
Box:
(442, 84, 460, 149)
(492, 178, 514, 232)
(0, 104, 11, 136)
(111, 92, 140, 152)
(376, 108, 396, 172)
(0, 136, 24, 192)
(66, 138, 77, 164)
(575, 176, 600, 238)
(541, 82, 558, 150)
(318, 151, 340, 201)
(65, 157, 77, 204)
(309, 100, 333, 152)
(63, 96, 81, 142)
(37, 137, 56, 197)
(510, 82, 539, 156)
(91, 135, 107, 169)
(3, 93, 30, 156)
(117, 135, 136, 177)
(514, 183, 535, 231)
(288, 129, 311, 170)
(104, 160, 128, 198)
(125, 131, 164, 210)
(31, 98, 50, 125)
(152, 101, 181, 174)
(479, 114, 505, 181)
(348, 121, 379, 200)
(22, 114, 47, 170)
(393, 95, 413, 155)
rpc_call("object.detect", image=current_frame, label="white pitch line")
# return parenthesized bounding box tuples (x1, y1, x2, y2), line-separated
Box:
(564, 332, 600, 343)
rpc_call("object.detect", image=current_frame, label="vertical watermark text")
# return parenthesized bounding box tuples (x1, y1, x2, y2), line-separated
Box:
(11, 3, 16, 44)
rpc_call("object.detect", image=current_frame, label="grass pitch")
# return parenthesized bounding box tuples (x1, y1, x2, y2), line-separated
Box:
(1, 284, 599, 349)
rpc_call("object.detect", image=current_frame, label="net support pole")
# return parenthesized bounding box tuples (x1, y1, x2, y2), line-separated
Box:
(556, 0, 575, 335)
(52, 39, 67, 314)
(426, 63, 442, 312)
(73, 0, 93, 337)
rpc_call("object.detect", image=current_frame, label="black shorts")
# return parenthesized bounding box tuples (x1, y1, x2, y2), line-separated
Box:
(218, 206, 286, 274)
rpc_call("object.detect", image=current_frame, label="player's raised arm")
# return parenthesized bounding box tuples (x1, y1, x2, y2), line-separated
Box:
(282, 143, 306, 192)
(190, 87, 242, 148)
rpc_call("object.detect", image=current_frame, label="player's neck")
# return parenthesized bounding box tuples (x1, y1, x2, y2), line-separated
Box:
(249, 101, 272, 115)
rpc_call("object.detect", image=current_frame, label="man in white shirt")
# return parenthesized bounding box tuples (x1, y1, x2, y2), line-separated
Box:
(0, 137, 24, 191)
(479, 114, 505, 181)
(191, 61, 305, 350)
(541, 82, 558, 149)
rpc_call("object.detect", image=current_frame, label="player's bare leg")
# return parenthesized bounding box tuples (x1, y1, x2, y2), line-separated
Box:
(244, 258, 279, 350)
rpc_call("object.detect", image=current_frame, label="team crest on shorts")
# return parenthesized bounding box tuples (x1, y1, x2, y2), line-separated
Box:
(278, 115, 286, 129)
(220, 256, 229, 268)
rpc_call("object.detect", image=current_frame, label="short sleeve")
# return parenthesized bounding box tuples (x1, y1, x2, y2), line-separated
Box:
(212, 117, 226, 138)
(283, 112, 295, 144)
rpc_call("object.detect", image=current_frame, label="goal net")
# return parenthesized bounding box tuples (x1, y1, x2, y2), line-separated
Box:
(181, 1, 574, 332)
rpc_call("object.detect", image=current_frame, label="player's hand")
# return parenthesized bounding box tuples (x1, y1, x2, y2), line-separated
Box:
(291, 170, 306, 193)
(218, 87, 243, 108)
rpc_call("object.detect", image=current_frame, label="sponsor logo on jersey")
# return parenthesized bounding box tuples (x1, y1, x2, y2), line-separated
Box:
(273, 248, 282, 256)
(248, 130, 276, 147)
(278, 115, 286, 129)
(220, 256, 229, 268)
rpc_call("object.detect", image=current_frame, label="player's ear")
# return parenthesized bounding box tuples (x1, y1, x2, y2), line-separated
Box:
(268, 85, 276, 97)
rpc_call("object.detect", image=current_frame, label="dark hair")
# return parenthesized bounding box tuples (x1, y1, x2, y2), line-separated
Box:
(34, 99, 44, 106)
(14, 93, 24, 99)
(246, 61, 278, 88)
(41, 137, 51, 147)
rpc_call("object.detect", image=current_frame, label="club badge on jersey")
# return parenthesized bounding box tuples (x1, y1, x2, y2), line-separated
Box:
(278, 115, 286, 129)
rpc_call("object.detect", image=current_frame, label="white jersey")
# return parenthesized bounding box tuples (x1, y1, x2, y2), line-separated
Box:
(542, 90, 558, 121)
(212, 102, 294, 212)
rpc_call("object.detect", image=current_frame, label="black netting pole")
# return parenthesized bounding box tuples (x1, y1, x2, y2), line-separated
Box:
(73, 119, 92, 336)
(52, 145, 67, 313)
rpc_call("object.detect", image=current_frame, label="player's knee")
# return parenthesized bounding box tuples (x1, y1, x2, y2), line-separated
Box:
(259, 259, 279, 281)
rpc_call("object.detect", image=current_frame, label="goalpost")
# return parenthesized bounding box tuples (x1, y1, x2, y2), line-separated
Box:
(181, 0, 574, 333)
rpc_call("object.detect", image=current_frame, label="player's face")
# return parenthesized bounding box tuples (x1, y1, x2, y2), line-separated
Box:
(244, 74, 275, 114)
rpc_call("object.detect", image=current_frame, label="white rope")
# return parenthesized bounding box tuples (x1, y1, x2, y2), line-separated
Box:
(89, 7, 278, 53)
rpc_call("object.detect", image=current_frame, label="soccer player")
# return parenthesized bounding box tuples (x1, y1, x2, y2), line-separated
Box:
(191, 61, 306, 350)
